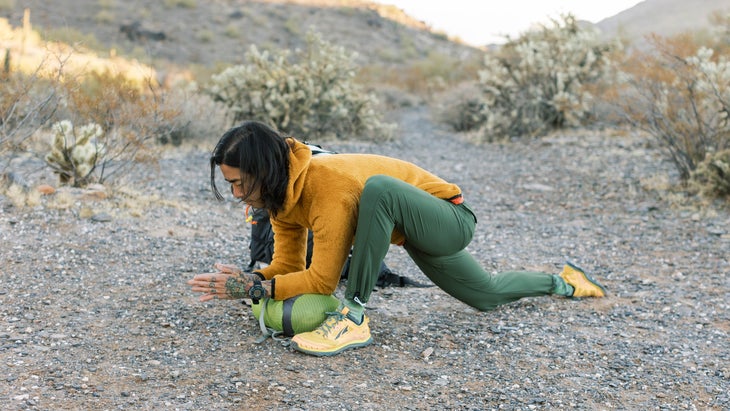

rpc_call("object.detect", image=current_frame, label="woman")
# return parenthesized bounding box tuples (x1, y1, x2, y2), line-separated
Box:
(187, 120, 606, 357)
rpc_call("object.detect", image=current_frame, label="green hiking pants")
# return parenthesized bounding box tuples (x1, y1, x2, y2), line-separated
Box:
(345, 175, 566, 312)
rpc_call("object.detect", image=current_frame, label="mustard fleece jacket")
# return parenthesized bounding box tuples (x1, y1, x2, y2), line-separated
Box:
(256, 139, 462, 300)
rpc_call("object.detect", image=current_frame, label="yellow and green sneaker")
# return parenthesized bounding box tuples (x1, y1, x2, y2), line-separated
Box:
(290, 306, 372, 357)
(560, 262, 607, 298)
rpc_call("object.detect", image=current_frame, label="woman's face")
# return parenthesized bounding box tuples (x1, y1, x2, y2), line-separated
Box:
(220, 164, 265, 208)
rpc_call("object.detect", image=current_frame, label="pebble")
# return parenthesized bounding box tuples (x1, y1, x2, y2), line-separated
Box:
(37, 184, 56, 195)
(91, 212, 113, 222)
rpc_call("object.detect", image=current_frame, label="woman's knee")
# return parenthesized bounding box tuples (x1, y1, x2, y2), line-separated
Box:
(361, 175, 398, 202)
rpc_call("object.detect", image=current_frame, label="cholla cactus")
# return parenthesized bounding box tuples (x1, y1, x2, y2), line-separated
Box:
(690, 149, 730, 200)
(45, 120, 105, 186)
(476, 14, 616, 141)
(206, 31, 394, 140)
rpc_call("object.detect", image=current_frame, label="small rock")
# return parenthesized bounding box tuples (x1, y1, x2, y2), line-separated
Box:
(522, 183, 554, 192)
(37, 184, 56, 195)
(707, 227, 725, 236)
(91, 213, 113, 222)
(83, 190, 108, 200)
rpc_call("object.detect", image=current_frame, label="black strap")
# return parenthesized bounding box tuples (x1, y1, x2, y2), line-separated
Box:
(303, 142, 336, 156)
(282, 295, 300, 337)
(249, 279, 263, 304)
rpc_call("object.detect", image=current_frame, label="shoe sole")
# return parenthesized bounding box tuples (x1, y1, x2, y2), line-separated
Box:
(566, 261, 607, 297)
(290, 337, 373, 357)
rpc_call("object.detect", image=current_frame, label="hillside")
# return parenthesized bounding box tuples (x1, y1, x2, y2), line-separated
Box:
(595, 0, 730, 42)
(0, 0, 480, 72)
(4, 0, 730, 77)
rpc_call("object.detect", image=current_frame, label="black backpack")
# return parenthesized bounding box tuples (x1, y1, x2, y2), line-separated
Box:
(244, 143, 430, 289)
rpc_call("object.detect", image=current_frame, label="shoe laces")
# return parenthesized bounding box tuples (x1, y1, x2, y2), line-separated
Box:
(314, 311, 347, 337)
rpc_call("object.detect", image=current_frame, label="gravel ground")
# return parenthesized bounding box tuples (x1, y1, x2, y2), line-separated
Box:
(1, 107, 728, 410)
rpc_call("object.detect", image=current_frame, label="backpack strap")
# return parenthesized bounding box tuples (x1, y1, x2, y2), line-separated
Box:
(281, 295, 301, 337)
(254, 298, 272, 343)
(303, 142, 336, 156)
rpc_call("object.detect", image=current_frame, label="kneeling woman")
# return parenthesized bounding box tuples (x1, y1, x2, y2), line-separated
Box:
(188, 120, 606, 357)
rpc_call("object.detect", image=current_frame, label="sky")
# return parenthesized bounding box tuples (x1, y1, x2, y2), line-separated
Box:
(373, 0, 644, 45)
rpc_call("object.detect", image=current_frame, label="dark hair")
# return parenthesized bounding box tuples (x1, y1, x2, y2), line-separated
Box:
(210, 121, 290, 215)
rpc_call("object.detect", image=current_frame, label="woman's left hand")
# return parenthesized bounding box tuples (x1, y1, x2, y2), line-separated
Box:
(187, 271, 258, 302)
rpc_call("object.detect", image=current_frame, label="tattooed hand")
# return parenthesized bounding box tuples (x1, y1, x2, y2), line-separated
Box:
(187, 263, 270, 302)
(212, 263, 242, 276)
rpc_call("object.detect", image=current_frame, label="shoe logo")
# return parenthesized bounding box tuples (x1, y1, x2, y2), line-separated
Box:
(334, 326, 349, 340)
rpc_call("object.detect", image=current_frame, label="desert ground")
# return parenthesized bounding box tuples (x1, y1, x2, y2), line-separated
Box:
(1, 106, 728, 410)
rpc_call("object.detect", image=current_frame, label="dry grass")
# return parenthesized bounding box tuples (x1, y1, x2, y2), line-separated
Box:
(0, 17, 156, 87)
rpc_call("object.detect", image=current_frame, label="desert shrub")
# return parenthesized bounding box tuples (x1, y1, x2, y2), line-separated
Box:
(433, 81, 487, 132)
(0, 64, 60, 166)
(223, 24, 240, 39)
(474, 14, 616, 141)
(61, 69, 141, 130)
(196, 29, 214, 43)
(52, 70, 191, 184)
(156, 89, 227, 146)
(205, 31, 394, 140)
(690, 149, 730, 200)
(46, 92, 184, 187)
(0, 21, 58, 158)
(612, 35, 730, 181)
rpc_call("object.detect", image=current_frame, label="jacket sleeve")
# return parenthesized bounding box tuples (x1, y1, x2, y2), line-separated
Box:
(257, 220, 308, 278)
(256, 196, 356, 300)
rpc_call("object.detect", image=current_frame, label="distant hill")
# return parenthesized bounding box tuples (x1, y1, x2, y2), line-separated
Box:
(595, 0, 730, 43)
(0, 0, 480, 71)
(5, 0, 729, 85)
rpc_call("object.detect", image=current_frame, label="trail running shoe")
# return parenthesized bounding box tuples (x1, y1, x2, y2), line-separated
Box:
(560, 262, 607, 298)
(290, 306, 372, 357)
